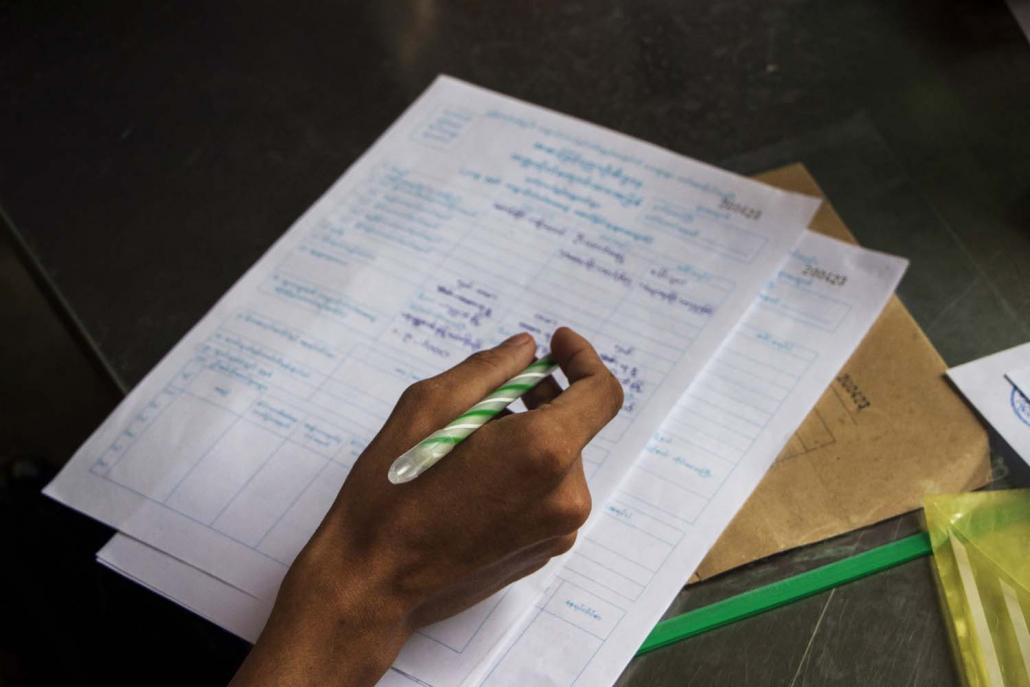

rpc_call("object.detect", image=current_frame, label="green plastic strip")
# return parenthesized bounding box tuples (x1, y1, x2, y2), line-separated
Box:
(636, 532, 933, 656)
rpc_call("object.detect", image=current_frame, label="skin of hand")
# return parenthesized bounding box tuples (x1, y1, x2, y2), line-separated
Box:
(230, 327, 623, 687)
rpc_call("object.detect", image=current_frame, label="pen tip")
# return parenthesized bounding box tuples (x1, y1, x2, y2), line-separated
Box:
(388, 460, 418, 484)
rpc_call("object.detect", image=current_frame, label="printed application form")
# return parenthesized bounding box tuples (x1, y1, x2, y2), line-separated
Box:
(45, 75, 824, 684)
(99, 229, 906, 686)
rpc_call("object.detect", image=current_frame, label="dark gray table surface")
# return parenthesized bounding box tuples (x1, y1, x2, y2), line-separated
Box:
(2, 1, 1029, 685)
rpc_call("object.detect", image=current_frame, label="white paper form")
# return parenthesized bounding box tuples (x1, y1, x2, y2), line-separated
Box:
(950, 342, 1030, 467)
(46, 75, 818, 684)
(98, 230, 906, 686)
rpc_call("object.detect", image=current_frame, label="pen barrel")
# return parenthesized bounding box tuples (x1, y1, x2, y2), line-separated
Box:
(388, 357, 557, 483)
(423, 359, 556, 443)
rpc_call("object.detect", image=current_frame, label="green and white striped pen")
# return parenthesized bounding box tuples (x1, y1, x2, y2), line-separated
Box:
(388, 356, 559, 484)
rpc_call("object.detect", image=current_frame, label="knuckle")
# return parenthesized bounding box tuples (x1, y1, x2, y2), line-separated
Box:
(531, 444, 565, 478)
(568, 484, 592, 527)
(552, 485, 591, 532)
(524, 422, 570, 477)
(605, 371, 625, 415)
(397, 382, 422, 407)
(466, 349, 505, 375)
(399, 379, 438, 406)
(551, 533, 578, 556)
(395, 379, 442, 425)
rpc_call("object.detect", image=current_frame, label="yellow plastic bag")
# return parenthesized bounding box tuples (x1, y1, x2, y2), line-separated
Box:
(925, 490, 1030, 686)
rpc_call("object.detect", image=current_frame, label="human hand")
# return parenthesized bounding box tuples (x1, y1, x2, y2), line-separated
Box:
(231, 327, 623, 687)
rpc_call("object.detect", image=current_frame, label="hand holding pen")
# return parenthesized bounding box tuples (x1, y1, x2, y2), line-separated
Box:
(232, 327, 623, 687)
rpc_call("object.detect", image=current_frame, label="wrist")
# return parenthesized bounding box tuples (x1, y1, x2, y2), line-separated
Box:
(298, 513, 418, 629)
(232, 525, 413, 687)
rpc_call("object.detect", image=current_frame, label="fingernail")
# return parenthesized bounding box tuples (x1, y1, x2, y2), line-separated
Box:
(500, 332, 532, 347)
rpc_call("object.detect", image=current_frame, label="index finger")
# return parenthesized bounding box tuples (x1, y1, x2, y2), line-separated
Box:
(533, 327, 623, 446)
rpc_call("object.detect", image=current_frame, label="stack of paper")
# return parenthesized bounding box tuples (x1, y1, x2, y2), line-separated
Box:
(45, 76, 907, 686)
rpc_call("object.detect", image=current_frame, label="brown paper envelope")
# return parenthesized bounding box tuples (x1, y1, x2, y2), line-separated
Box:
(690, 163, 991, 582)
